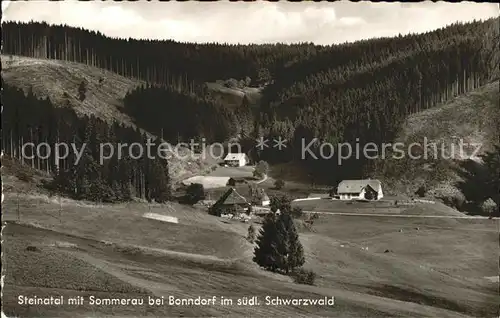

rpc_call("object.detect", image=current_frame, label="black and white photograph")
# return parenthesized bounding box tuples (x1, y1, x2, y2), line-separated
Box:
(1, 1, 499, 317)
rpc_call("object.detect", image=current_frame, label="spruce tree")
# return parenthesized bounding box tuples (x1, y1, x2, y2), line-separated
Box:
(253, 210, 305, 273)
(279, 213, 305, 272)
(253, 214, 281, 272)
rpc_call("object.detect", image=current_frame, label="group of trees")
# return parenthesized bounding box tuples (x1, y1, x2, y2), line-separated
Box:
(184, 183, 206, 204)
(456, 145, 500, 216)
(2, 81, 171, 202)
(123, 84, 245, 143)
(250, 194, 317, 284)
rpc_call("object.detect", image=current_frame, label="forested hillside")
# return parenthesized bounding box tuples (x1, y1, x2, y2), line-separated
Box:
(123, 84, 251, 144)
(1, 21, 324, 86)
(2, 18, 499, 188)
(256, 19, 499, 184)
(2, 81, 171, 202)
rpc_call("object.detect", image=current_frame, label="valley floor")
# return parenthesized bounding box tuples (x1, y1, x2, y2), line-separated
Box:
(2, 188, 498, 317)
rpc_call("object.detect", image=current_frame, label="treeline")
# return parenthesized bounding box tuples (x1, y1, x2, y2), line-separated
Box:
(1, 21, 326, 87)
(265, 19, 499, 100)
(2, 81, 171, 202)
(123, 84, 253, 143)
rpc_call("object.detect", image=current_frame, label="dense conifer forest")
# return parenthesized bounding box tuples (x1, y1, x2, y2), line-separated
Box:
(2, 18, 499, 192)
(2, 81, 171, 202)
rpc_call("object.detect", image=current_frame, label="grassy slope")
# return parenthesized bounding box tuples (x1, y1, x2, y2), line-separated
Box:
(205, 81, 263, 108)
(2, 172, 498, 318)
(377, 80, 500, 199)
(1, 55, 217, 182)
(400, 80, 500, 155)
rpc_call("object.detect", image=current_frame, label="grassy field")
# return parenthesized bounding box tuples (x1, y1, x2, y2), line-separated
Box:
(3, 173, 498, 318)
(292, 199, 466, 216)
(204, 81, 263, 108)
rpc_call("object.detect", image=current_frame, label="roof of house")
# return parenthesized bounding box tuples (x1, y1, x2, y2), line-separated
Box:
(337, 179, 382, 194)
(236, 186, 269, 202)
(214, 188, 249, 206)
(224, 153, 248, 161)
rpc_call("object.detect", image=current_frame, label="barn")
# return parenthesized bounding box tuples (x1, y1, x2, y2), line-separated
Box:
(223, 153, 249, 167)
(211, 188, 251, 214)
(337, 179, 383, 201)
(212, 186, 270, 214)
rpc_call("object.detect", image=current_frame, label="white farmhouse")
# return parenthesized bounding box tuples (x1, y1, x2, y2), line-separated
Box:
(223, 153, 249, 167)
(337, 179, 383, 201)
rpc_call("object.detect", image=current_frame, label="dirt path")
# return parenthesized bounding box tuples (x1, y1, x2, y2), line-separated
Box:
(304, 210, 499, 220)
(254, 173, 268, 184)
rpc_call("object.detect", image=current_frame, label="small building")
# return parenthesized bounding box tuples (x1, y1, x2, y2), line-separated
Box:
(223, 153, 249, 167)
(337, 179, 383, 201)
(259, 193, 270, 206)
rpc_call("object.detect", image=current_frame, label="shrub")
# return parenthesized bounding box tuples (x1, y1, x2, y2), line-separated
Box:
(305, 213, 319, 227)
(185, 183, 205, 204)
(415, 185, 426, 197)
(292, 268, 316, 285)
(481, 198, 498, 216)
(274, 179, 285, 190)
(26, 246, 39, 252)
(78, 80, 87, 101)
(254, 160, 269, 178)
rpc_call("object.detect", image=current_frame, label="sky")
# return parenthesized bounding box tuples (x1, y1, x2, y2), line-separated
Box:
(2, 1, 498, 45)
